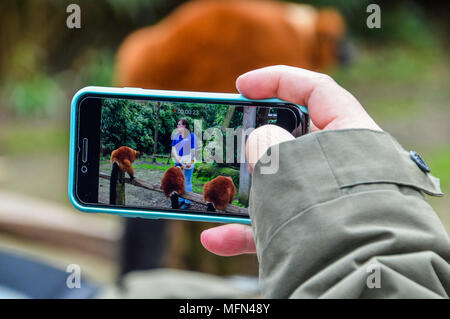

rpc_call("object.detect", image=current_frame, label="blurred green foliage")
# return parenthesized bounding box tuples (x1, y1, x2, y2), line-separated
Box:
(332, 46, 441, 85)
(2, 75, 64, 116)
(0, 124, 68, 155)
(73, 50, 116, 88)
(297, 0, 446, 49)
(428, 147, 450, 193)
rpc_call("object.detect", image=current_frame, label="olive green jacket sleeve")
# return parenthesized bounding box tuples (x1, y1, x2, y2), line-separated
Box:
(249, 129, 450, 298)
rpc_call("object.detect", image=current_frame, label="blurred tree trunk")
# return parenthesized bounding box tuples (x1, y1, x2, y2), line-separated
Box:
(221, 106, 235, 132)
(238, 106, 256, 205)
(152, 102, 161, 163)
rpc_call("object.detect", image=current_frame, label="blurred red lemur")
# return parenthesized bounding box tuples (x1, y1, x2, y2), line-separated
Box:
(203, 176, 236, 211)
(161, 166, 185, 209)
(110, 146, 140, 204)
(115, 0, 348, 92)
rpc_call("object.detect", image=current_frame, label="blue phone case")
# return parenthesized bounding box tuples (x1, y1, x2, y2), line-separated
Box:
(68, 86, 308, 224)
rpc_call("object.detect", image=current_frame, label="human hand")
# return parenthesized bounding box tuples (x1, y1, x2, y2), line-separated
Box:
(200, 65, 382, 256)
(245, 124, 295, 174)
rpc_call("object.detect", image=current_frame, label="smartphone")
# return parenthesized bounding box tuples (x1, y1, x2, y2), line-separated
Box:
(68, 86, 309, 224)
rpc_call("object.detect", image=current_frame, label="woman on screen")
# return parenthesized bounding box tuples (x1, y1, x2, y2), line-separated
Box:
(171, 118, 198, 209)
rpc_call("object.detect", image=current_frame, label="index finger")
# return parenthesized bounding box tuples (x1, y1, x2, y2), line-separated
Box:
(236, 65, 381, 131)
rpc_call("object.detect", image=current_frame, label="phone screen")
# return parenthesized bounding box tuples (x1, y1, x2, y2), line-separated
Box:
(75, 95, 305, 219)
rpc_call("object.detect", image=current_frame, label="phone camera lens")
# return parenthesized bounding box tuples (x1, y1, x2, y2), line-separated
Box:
(81, 166, 88, 173)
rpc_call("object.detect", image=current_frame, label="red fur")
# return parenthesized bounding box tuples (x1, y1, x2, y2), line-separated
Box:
(203, 176, 236, 210)
(115, 1, 346, 92)
(110, 146, 140, 178)
(161, 166, 186, 197)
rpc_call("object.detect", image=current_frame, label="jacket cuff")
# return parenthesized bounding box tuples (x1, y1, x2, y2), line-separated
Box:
(249, 129, 442, 252)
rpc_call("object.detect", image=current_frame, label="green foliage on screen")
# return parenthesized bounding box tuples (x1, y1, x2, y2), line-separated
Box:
(99, 98, 242, 157)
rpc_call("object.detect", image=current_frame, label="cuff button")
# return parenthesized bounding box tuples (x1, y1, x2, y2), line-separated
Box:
(409, 151, 431, 173)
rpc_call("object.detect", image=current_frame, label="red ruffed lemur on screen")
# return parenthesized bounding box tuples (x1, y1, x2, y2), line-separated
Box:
(110, 146, 140, 204)
(203, 176, 236, 212)
(161, 166, 186, 209)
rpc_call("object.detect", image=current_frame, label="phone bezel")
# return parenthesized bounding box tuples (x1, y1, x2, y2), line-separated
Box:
(69, 86, 309, 224)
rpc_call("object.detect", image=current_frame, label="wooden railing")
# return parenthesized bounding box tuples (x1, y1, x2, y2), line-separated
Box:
(99, 172, 249, 216)
(0, 191, 120, 260)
